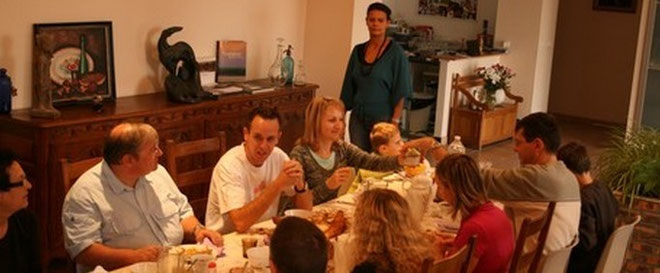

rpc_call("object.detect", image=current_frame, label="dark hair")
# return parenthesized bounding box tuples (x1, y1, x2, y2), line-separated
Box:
(246, 106, 282, 131)
(367, 2, 391, 20)
(270, 217, 328, 273)
(103, 123, 158, 165)
(515, 112, 561, 153)
(0, 149, 18, 191)
(557, 142, 591, 174)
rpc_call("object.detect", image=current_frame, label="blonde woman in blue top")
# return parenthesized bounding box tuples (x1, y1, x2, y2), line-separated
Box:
(340, 2, 412, 152)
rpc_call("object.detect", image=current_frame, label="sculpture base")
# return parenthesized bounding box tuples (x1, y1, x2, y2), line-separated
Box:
(30, 107, 61, 118)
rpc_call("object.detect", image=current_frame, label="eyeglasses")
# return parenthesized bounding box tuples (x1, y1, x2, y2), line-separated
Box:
(4, 179, 26, 190)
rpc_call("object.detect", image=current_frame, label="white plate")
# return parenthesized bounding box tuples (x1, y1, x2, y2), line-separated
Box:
(49, 47, 95, 85)
(284, 209, 313, 219)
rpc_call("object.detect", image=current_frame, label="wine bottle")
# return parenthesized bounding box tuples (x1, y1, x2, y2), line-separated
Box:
(78, 35, 88, 77)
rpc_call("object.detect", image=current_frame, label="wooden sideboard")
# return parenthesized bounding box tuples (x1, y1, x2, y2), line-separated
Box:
(0, 84, 316, 265)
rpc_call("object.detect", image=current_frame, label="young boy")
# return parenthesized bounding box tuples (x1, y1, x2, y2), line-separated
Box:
(369, 122, 445, 163)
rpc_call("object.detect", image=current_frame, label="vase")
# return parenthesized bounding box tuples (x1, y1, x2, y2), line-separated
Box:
(494, 88, 506, 105)
(482, 89, 497, 109)
(268, 38, 288, 87)
(0, 68, 13, 114)
(293, 60, 307, 86)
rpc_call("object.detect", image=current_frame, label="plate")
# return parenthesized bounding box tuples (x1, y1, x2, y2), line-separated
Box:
(49, 47, 95, 85)
(169, 244, 219, 258)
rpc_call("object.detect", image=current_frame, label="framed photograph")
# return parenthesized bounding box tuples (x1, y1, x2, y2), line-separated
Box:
(418, 0, 477, 20)
(33, 21, 115, 106)
(593, 0, 637, 13)
(216, 40, 247, 83)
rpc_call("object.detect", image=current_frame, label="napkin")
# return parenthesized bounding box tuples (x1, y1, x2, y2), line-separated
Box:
(201, 237, 225, 257)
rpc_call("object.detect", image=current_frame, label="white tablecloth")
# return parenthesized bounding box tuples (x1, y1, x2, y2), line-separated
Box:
(112, 176, 460, 273)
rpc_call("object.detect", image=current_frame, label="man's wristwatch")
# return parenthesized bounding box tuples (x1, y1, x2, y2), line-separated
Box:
(294, 183, 308, 193)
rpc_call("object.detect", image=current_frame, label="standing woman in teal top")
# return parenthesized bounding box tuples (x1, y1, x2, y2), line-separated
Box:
(340, 2, 412, 152)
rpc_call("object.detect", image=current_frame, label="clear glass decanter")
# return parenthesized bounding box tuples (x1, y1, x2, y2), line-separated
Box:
(268, 38, 288, 87)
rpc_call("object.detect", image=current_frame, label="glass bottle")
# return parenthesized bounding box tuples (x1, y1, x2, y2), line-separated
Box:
(268, 38, 288, 87)
(447, 135, 466, 154)
(282, 45, 294, 85)
(78, 35, 88, 77)
(0, 68, 13, 114)
(293, 59, 307, 86)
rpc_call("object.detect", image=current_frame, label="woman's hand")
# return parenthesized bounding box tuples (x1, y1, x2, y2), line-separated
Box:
(325, 167, 355, 190)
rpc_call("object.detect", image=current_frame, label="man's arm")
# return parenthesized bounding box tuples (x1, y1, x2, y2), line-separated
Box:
(180, 216, 223, 246)
(228, 161, 301, 232)
(293, 188, 313, 210)
(74, 243, 160, 271)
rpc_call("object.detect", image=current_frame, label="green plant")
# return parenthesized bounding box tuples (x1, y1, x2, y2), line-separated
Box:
(596, 127, 660, 207)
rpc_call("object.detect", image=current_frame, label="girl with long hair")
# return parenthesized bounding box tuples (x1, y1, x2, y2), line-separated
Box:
(350, 189, 430, 273)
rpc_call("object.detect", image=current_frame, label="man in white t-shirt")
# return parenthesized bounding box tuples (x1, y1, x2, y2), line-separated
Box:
(206, 106, 313, 233)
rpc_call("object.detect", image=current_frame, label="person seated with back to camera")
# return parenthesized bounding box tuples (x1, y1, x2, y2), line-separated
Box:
(557, 142, 619, 273)
(269, 216, 328, 273)
(349, 188, 430, 273)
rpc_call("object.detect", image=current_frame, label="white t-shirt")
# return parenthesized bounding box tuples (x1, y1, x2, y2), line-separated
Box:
(205, 144, 294, 233)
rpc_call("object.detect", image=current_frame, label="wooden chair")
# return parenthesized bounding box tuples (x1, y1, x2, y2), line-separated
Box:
(508, 202, 556, 273)
(448, 73, 523, 149)
(594, 214, 641, 273)
(164, 132, 227, 224)
(421, 235, 477, 273)
(60, 157, 103, 192)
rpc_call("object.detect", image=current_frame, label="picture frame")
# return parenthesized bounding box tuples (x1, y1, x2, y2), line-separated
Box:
(593, 0, 637, 13)
(33, 21, 116, 106)
(216, 40, 247, 83)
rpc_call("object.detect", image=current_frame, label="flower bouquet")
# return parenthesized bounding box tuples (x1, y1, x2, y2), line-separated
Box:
(475, 64, 515, 108)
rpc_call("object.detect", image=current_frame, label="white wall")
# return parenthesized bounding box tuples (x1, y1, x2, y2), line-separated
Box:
(304, 0, 372, 99)
(495, 0, 558, 116)
(383, 0, 499, 41)
(0, 0, 308, 110)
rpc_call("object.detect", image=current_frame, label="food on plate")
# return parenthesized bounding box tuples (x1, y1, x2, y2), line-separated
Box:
(169, 244, 213, 256)
(246, 227, 274, 237)
(310, 209, 348, 239)
(404, 163, 426, 177)
(403, 147, 422, 166)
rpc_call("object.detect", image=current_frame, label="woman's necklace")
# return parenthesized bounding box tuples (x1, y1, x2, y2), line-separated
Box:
(360, 38, 388, 76)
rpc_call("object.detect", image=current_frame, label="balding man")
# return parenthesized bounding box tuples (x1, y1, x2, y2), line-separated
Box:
(62, 123, 222, 272)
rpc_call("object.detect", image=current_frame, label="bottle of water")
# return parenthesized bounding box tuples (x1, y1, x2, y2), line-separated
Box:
(447, 135, 466, 154)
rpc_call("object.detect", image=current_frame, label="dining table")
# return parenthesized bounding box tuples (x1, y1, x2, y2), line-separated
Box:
(110, 171, 461, 273)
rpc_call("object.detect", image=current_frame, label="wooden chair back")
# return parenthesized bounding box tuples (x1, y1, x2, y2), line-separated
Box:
(448, 73, 524, 149)
(164, 132, 227, 223)
(421, 235, 477, 273)
(60, 157, 103, 193)
(451, 73, 523, 111)
(509, 202, 557, 273)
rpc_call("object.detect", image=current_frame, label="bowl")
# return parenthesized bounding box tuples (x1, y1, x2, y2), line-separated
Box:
(246, 246, 270, 268)
(284, 209, 312, 219)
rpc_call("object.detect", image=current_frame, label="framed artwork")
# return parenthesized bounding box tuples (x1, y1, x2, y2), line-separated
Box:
(418, 0, 477, 20)
(593, 0, 637, 13)
(33, 21, 115, 106)
(216, 40, 247, 83)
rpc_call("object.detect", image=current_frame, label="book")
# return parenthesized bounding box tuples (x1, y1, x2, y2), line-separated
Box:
(216, 40, 247, 83)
